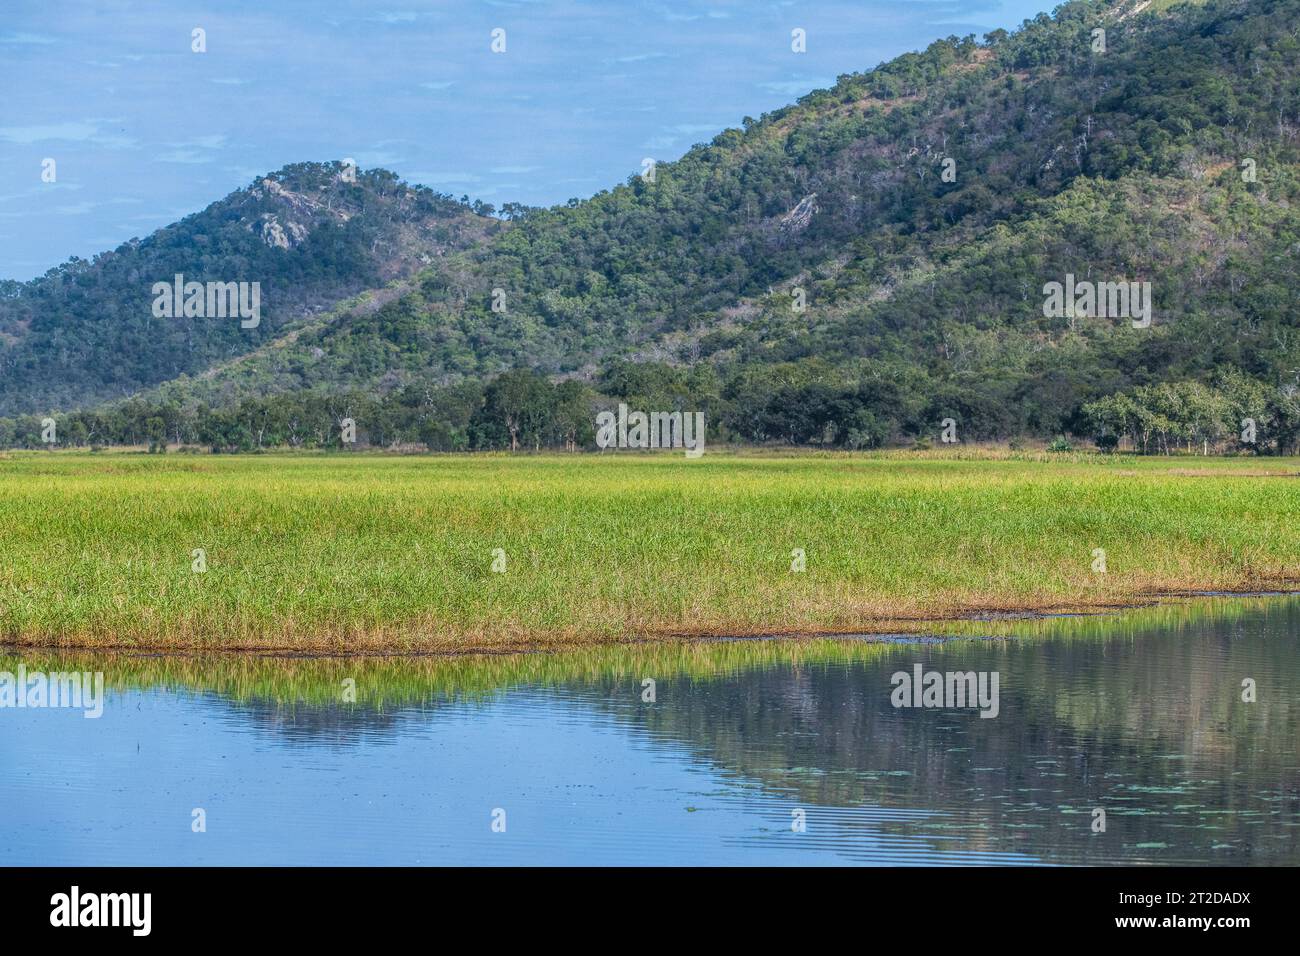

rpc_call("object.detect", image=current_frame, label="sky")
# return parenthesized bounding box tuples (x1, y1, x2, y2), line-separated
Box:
(0, 0, 1053, 281)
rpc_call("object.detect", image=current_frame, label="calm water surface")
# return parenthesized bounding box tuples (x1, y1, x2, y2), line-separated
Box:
(2, 597, 1297, 865)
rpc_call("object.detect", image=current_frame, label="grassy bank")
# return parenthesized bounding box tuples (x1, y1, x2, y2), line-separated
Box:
(4, 595, 1289, 706)
(0, 451, 1296, 652)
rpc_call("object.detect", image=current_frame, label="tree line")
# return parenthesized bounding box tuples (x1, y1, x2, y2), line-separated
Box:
(1082, 373, 1300, 455)
(3, 363, 1296, 455)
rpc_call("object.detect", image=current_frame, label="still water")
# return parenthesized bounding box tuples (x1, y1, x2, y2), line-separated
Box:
(2, 597, 1297, 865)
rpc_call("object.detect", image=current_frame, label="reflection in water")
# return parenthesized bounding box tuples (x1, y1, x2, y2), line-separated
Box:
(1, 596, 1296, 865)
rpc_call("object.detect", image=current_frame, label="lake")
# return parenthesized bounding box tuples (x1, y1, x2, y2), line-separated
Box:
(1, 596, 1296, 865)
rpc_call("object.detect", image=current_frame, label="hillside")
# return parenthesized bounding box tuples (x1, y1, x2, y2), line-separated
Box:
(0, 164, 496, 415)
(3, 0, 1298, 451)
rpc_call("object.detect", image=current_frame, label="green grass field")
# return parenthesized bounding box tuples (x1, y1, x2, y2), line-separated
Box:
(0, 450, 1296, 652)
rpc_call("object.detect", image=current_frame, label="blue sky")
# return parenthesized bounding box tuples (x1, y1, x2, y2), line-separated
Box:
(1, 0, 1052, 281)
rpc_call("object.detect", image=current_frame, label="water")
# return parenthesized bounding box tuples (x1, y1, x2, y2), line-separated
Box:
(2, 597, 1297, 865)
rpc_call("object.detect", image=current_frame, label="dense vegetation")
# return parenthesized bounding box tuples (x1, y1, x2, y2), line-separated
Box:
(1083, 371, 1300, 453)
(3, 0, 1297, 451)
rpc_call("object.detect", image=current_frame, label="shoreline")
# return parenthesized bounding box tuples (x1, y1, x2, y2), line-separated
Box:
(3, 587, 1294, 660)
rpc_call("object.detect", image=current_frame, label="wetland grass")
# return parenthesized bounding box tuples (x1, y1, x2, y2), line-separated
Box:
(1, 451, 1295, 652)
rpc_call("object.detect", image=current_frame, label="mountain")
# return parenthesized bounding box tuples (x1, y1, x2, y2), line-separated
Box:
(3, 0, 1299, 451)
(0, 163, 495, 415)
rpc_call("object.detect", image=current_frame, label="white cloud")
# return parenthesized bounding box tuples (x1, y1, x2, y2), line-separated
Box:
(0, 123, 98, 144)
(0, 121, 137, 150)
(52, 197, 141, 216)
(0, 31, 56, 45)
(354, 149, 405, 167)
(0, 183, 84, 204)
(154, 135, 228, 163)
(760, 77, 835, 97)
(155, 150, 213, 165)
(610, 52, 671, 64)
(406, 171, 481, 185)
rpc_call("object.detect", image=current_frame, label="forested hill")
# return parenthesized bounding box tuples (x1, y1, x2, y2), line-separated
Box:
(5, 0, 1300, 451)
(0, 164, 496, 415)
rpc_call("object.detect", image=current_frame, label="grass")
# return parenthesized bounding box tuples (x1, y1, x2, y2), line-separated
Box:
(0, 449, 1296, 652)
